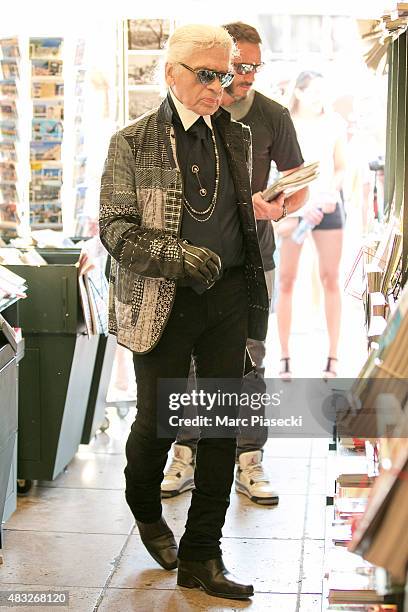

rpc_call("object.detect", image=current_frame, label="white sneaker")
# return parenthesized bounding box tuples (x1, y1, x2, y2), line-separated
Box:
(235, 450, 279, 505)
(161, 444, 195, 498)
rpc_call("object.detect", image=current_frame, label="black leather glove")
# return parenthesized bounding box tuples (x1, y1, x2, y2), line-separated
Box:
(179, 240, 221, 286)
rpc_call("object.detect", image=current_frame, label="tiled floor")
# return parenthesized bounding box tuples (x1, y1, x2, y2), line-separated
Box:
(0, 404, 329, 612)
(0, 234, 368, 611)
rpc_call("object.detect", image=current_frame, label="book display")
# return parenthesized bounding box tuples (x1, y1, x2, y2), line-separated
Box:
(325, 16, 408, 611)
(324, 432, 407, 608)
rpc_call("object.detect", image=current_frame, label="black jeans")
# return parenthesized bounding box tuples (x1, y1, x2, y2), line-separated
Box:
(124, 267, 248, 561)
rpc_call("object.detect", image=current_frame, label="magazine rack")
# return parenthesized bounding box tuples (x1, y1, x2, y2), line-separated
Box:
(6, 249, 99, 489)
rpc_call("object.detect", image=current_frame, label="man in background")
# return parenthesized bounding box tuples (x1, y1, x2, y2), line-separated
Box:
(162, 21, 308, 506)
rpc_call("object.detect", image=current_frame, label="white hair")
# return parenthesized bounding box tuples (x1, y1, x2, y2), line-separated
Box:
(165, 24, 237, 65)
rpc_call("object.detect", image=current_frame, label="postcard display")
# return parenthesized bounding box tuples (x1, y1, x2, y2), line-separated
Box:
(72, 38, 90, 237)
(0, 37, 21, 242)
(29, 37, 64, 230)
(121, 19, 173, 124)
(322, 9, 408, 611)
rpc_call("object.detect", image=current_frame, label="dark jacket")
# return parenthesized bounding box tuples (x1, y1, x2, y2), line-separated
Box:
(99, 96, 268, 353)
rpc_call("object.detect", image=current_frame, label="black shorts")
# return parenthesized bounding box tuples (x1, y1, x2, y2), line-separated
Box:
(312, 202, 345, 231)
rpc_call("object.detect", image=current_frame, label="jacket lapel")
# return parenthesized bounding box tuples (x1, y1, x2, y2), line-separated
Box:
(216, 115, 252, 206)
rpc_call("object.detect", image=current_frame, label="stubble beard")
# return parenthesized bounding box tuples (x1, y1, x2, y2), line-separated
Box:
(225, 83, 250, 103)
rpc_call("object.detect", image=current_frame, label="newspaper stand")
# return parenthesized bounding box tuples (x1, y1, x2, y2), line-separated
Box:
(7, 249, 99, 492)
(0, 297, 24, 549)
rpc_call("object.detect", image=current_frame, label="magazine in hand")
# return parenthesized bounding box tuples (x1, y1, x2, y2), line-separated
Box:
(262, 161, 320, 202)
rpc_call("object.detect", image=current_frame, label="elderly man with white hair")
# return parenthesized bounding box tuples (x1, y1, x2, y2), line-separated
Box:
(99, 23, 281, 600)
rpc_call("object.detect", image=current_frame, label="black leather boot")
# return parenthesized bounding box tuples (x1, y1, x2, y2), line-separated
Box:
(136, 517, 178, 570)
(177, 557, 254, 599)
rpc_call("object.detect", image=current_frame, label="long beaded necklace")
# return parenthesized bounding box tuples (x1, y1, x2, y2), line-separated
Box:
(182, 127, 220, 223)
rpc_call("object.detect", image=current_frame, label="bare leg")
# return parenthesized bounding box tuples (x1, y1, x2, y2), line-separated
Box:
(276, 236, 303, 359)
(311, 229, 343, 367)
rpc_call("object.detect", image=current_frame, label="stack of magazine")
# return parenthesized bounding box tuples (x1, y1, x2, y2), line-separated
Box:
(349, 437, 408, 585)
(0, 311, 21, 351)
(77, 240, 108, 337)
(0, 263, 26, 302)
(262, 161, 319, 201)
(78, 265, 108, 337)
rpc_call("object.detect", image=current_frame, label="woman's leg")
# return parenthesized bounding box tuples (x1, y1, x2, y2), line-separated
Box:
(312, 229, 344, 364)
(276, 236, 303, 359)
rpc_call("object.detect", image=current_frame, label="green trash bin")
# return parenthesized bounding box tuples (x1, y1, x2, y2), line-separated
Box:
(6, 249, 100, 486)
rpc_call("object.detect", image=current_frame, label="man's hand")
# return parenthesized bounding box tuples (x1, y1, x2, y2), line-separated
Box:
(252, 191, 285, 221)
(179, 241, 221, 285)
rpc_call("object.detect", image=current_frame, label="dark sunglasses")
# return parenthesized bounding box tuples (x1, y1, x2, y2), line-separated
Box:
(234, 62, 265, 75)
(179, 62, 235, 88)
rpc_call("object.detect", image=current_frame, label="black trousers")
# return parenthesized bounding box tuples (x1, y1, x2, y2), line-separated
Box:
(124, 267, 248, 561)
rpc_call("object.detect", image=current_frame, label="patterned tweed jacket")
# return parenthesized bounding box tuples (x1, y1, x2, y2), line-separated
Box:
(99, 96, 269, 354)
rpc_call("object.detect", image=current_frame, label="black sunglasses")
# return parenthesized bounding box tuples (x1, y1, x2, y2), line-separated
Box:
(179, 62, 235, 88)
(234, 62, 265, 75)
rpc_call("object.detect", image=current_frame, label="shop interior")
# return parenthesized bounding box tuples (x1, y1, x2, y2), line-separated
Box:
(1, 2, 408, 610)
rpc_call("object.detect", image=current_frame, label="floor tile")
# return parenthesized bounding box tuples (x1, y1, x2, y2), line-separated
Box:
(304, 496, 327, 540)
(110, 536, 302, 594)
(224, 493, 307, 539)
(99, 588, 299, 612)
(6, 487, 133, 535)
(310, 438, 330, 458)
(109, 537, 177, 591)
(0, 531, 124, 588)
(301, 540, 325, 594)
(262, 438, 313, 458)
(162, 490, 307, 539)
(298, 594, 322, 611)
(222, 538, 302, 594)
(307, 458, 328, 495)
(0, 584, 100, 612)
(38, 452, 126, 490)
(259, 457, 311, 495)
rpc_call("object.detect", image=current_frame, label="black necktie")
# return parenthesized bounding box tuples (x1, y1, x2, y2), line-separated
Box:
(184, 117, 215, 212)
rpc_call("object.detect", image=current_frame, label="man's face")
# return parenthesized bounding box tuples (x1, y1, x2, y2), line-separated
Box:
(225, 41, 261, 102)
(166, 46, 232, 116)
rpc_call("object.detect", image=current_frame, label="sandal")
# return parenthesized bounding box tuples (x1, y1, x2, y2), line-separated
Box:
(279, 357, 292, 381)
(323, 357, 338, 379)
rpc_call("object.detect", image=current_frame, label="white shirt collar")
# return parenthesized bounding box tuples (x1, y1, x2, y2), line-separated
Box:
(169, 88, 213, 132)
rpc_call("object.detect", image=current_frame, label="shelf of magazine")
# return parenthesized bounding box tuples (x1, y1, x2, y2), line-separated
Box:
(323, 439, 406, 610)
(322, 345, 408, 609)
